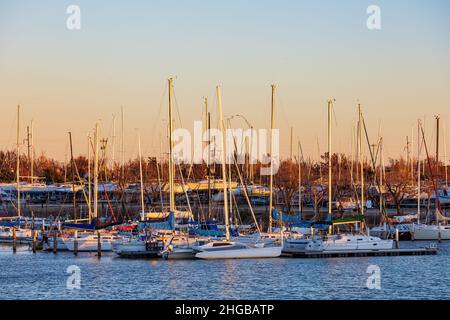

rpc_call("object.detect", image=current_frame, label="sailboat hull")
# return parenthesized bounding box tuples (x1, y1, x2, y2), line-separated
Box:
(162, 247, 196, 260)
(370, 224, 413, 240)
(63, 237, 115, 252)
(412, 224, 450, 240)
(305, 235, 394, 252)
(43, 237, 68, 251)
(0, 228, 33, 244)
(282, 238, 312, 254)
(195, 246, 282, 259)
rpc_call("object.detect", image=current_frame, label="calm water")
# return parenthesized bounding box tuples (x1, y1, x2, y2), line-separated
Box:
(1, 242, 449, 300)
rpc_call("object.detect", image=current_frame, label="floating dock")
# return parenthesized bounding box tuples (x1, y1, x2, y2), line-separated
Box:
(116, 250, 162, 259)
(282, 247, 438, 258)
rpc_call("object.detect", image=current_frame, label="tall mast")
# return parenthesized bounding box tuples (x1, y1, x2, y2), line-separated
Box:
(250, 125, 254, 183)
(227, 119, 233, 223)
(298, 141, 302, 214)
(436, 115, 440, 170)
(359, 104, 365, 218)
(27, 120, 34, 184)
(444, 122, 448, 187)
(411, 126, 414, 183)
(204, 97, 208, 150)
(327, 99, 333, 219)
(111, 113, 116, 170)
(290, 127, 293, 160)
(69, 132, 77, 221)
(406, 135, 411, 180)
(88, 135, 92, 223)
(138, 132, 145, 220)
(16, 105, 21, 218)
(350, 126, 354, 190)
(217, 85, 230, 240)
(268, 84, 276, 233)
(379, 137, 384, 215)
(204, 97, 214, 219)
(93, 123, 99, 220)
(207, 111, 212, 218)
(168, 79, 175, 212)
(417, 120, 422, 224)
(121, 106, 125, 182)
(31, 120, 34, 184)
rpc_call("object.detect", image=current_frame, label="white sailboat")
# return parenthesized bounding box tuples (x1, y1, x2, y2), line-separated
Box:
(283, 99, 335, 253)
(411, 119, 450, 240)
(291, 103, 394, 254)
(0, 106, 33, 244)
(411, 222, 450, 240)
(194, 241, 282, 259)
(0, 226, 32, 243)
(42, 235, 68, 251)
(63, 232, 119, 252)
(194, 85, 282, 260)
(114, 79, 188, 258)
(305, 234, 394, 252)
(114, 237, 147, 255)
(63, 123, 121, 252)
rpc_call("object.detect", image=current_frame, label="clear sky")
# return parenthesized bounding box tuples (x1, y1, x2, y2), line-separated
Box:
(1, 0, 449, 163)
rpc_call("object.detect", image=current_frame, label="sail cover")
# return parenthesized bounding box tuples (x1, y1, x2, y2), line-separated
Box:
(138, 212, 175, 231)
(62, 220, 96, 231)
(272, 208, 303, 224)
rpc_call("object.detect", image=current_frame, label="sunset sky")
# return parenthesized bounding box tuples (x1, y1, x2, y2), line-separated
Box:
(1, 0, 449, 163)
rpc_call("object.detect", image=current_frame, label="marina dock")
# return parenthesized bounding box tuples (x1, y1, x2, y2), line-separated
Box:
(117, 251, 161, 259)
(282, 246, 438, 258)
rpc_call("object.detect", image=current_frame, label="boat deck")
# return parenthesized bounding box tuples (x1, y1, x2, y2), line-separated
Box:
(282, 247, 438, 258)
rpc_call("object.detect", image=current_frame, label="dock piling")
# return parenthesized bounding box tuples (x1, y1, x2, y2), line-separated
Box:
(395, 228, 400, 249)
(52, 231, 57, 254)
(74, 230, 78, 255)
(32, 230, 37, 253)
(438, 223, 442, 243)
(12, 227, 17, 253)
(97, 231, 101, 258)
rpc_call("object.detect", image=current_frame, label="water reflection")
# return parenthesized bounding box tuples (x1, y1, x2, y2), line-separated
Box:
(0, 242, 449, 300)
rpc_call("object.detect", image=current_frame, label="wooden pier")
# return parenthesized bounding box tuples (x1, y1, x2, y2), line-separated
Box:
(282, 247, 438, 259)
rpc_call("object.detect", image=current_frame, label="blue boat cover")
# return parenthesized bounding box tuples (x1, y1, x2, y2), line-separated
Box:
(273, 208, 332, 230)
(272, 208, 303, 224)
(138, 212, 175, 230)
(62, 219, 97, 231)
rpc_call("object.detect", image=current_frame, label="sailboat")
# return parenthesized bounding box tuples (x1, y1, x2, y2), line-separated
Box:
(411, 119, 450, 240)
(283, 99, 336, 253)
(0, 223, 32, 243)
(369, 123, 420, 240)
(194, 85, 282, 260)
(63, 232, 120, 252)
(62, 123, 121, 252)
(0, 105, 33, 244)
(287, 102, 393, 255)
(114, 79, 193, 258)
